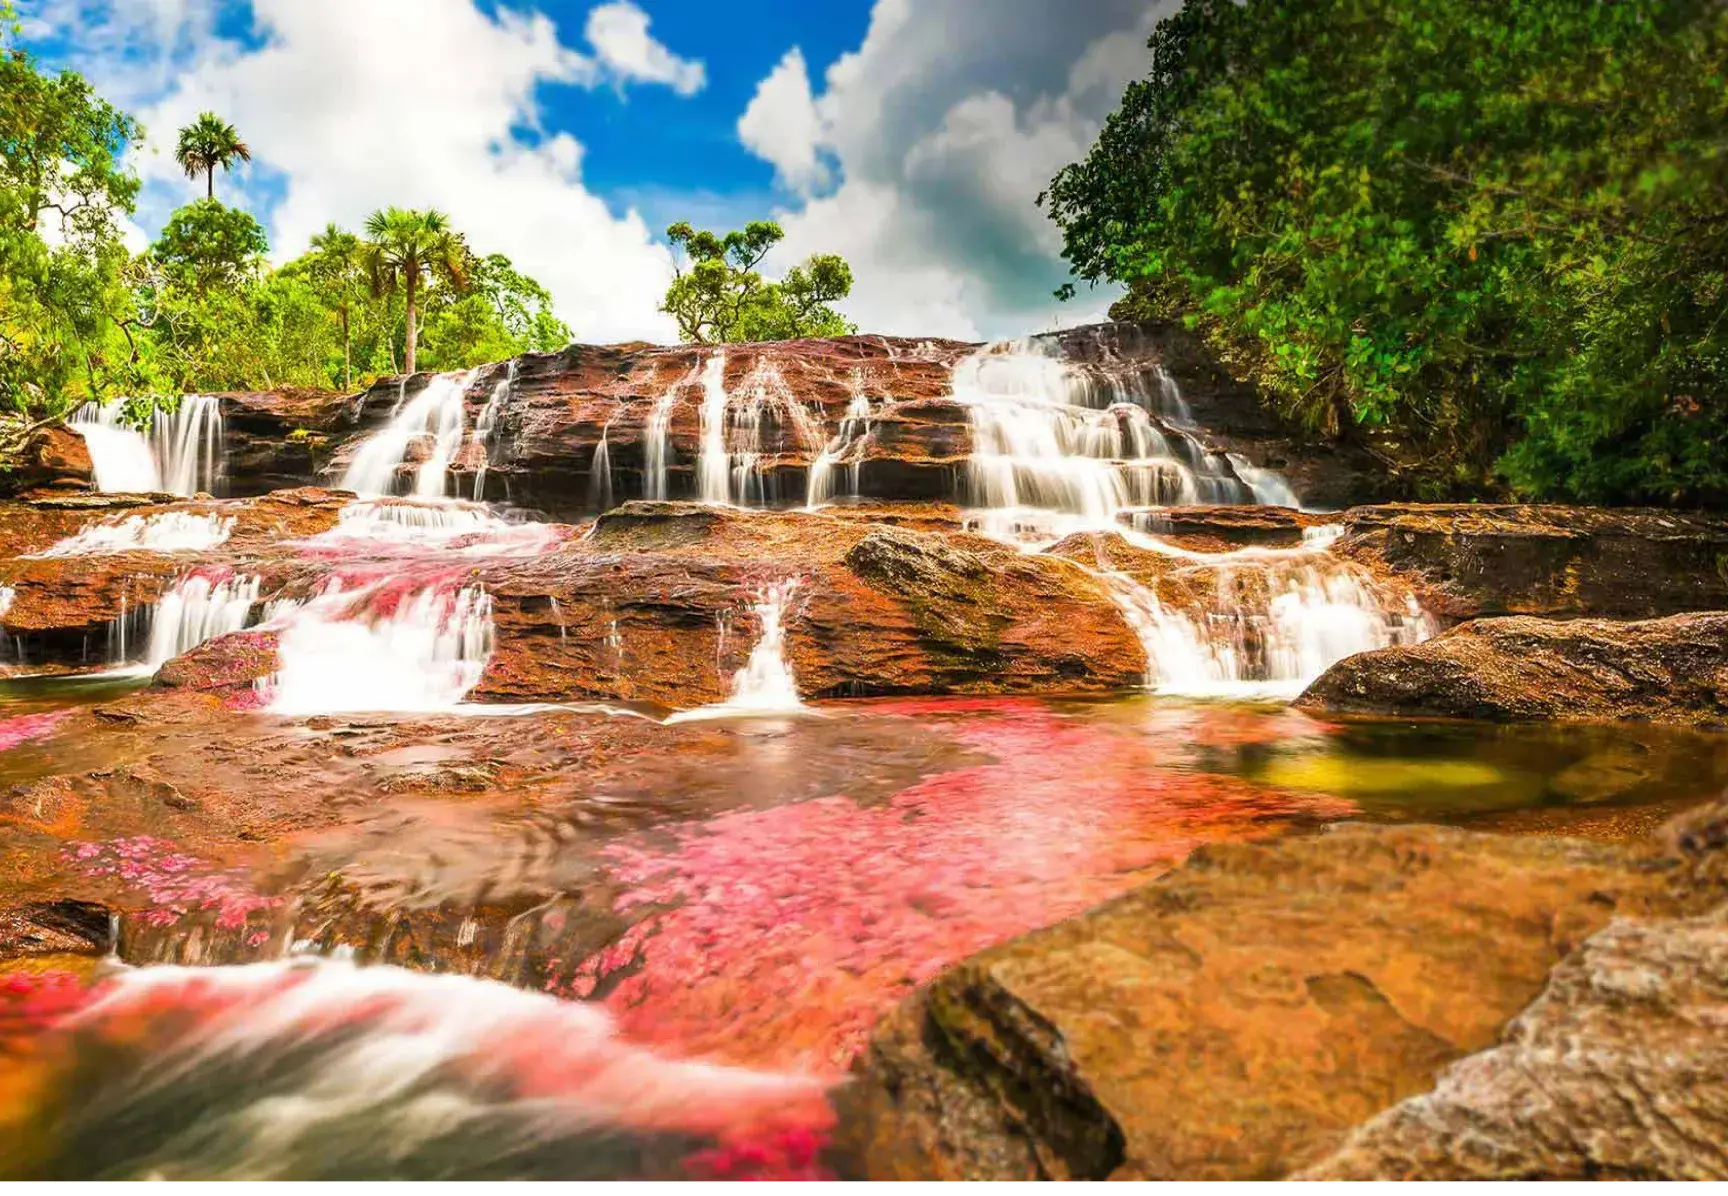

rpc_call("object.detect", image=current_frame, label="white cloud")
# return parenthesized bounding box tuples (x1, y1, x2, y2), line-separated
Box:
(737, 47, 828, 193)
(737, 0, 1173, 341)
(584, 0, 705, 97)
(26, 0, 709, 343)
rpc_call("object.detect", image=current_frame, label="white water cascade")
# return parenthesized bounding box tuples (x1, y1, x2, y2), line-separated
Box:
(33, 511, 235, 557)
(258, 583, 495, 714)
(339, 371, 475, 499)
(954, 340, 1293, 543)
(102, 572, 261, 671)
(806, 373, 874, 509)
(1102, 529, 1436, 699)
(69, 394, 226, 497)
(695, 355, 826, 506)
(471, 363, 515, 502)
(696, 352, 732, 502)
(667, 581, 808, 722)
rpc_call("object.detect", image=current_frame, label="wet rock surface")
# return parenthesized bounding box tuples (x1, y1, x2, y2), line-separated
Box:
(829, 821, 1694, 1180)
(1298, 612, 1728, 726)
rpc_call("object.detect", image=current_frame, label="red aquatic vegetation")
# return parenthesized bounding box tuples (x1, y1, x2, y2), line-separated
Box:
(61, 837, 278, 930)
(0, 710, 73, 753)
(0, 971, 96, 1051)
(561, 705, 1357, 1072)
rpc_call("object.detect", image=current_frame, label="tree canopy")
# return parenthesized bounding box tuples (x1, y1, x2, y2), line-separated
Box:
(1043, 0, 1728, 505)
(0, 11, 572, 438)
(174, 112, 250, 202)
(662, 219, 854, 344)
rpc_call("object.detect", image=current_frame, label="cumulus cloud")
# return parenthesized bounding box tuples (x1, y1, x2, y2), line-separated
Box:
(737, 0, 1173, 340)
(584, 0, 706, 96)
(26, 0, 709, 343)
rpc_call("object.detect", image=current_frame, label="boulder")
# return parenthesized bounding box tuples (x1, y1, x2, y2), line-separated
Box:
(1337, 504, 1728, 619)
(1, 425, 94, 497)
(1296, 612, 1728, 726)
(830, 822, 1692, 1180)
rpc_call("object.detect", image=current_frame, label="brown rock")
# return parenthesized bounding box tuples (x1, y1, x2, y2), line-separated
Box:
(1338, 504, 1728, 619)
(830, 823, 1686, 1180)
(1302, 907, 1728, 1180)
(1296, 612, 1728, 726)
(1, 425, 95, 496)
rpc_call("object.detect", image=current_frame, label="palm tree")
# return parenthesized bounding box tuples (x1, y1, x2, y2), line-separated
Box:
(174, 112, 251, 200)
(360, 207, 468, 376)
(307, 224, 363, 390)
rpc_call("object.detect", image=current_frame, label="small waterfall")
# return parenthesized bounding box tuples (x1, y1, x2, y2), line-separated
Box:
(32, 511, 234, 557)
(471, 363, 516, 501)
(0, 586, 13, 621)
(69, 395, 225, 497)
(1101, 530, 1435, 698)
(953, 340, 1294, 544)
(258, 583, 495, 714)
(643, 362, 696, 501)
(589, 419, 615, 512)
(338, 372, 475, 499)
(667, 581, 807, 721)
(143, 573, 262, 668)
(806, 374, 872, 509)
(696, 352, 731, 503)
(327, 499, 508, 539)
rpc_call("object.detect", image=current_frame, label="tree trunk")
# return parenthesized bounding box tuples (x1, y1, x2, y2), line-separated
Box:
(206, 166, 214, 201)
(404, 267, 419, 375)
(341, 308, 352, 391)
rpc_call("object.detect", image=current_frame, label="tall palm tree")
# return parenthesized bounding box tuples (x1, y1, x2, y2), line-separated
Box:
(360, 207, 468, 376)
(307, 223, 363, 390)
(174, 112, 251, 200)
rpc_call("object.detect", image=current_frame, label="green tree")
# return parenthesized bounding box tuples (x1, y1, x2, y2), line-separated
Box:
(1042, 0, 1728, 505)
(174, 111, 251, 201)
(360, 207, 467, 375)
(295, 223, 365, 389)
(0, 5, 148, 437)
(662, 219, 854, 343)
(149, 199, 268, 294)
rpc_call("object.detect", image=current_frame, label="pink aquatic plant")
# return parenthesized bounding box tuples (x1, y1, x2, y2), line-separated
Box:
(0, 709, 73, 752)
(61, 836, 278, 930)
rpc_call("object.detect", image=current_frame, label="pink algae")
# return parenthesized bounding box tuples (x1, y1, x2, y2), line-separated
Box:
(563, 704, 1356, 1072)
(0, 710, 73, 752)
(61, 837, 278, 930)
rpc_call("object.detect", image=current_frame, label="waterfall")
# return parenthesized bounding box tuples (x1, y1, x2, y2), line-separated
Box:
(806, 374, 873, 509)
(0, 586, 13, 622)
(143, 573, 262, 668)
(589, 419, 615, 512)
(1101, 531, 1435, 698)
(69, 395, 225, 497)
(667, 581, 807, 721)
(258, 583, 495, 714)
(643, 361, 696, 501)
(953, 340, 1295, 544)
(326, 499, 508, 539)
(338, 371, 475, 499)
(696, 352, 731, 503)
(471, 363, 515, 501)
(32, 511, 235, 557)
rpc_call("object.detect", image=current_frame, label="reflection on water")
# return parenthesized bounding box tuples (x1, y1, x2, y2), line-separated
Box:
(3, 693, 1728, 1178)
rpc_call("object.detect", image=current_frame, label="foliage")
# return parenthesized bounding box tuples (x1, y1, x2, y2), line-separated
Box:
(360, 207, 467, 375)
(1043, 0, 1728, 505)
(0, 7, 150, 448)
(149, 199, 267, 293)
(173, 111, 250, 201)
(662, 219, 854, 344)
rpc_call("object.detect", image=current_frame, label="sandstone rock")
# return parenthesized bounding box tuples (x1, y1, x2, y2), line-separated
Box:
(1337, 504, 1728, 619)
(829, 823, 1687, 1180)
(1302, 907, 1728, 1180)
(1297, 612, 1728, 726)
(1, 425, 94, 497)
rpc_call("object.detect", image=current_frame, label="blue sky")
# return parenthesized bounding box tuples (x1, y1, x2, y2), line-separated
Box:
(19, 0, 1162, 342)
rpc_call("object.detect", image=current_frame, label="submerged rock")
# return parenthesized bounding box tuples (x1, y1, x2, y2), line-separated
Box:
(830, 822, 1691, 1180)
(1297, 612, 1728, 726)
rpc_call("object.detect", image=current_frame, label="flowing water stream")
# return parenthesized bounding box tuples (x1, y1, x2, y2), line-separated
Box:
(7, 337, 1724, 1179)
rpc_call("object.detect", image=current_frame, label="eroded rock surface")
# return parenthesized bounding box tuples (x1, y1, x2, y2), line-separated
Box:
(1298, 612, 1728, 726)
(830, 823, 1689, 1180)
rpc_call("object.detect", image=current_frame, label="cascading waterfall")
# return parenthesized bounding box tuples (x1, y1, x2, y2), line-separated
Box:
(806, 374, 873, 509)
(953, 340, 1291, 543)
(643, 362, 696, 501)
(1102, 529, 1436, 698)
(589, 417, 616, 512)
(667, 581, 807, 721)
(69, 395, 226, 497)
(100, 572, 261, 671)
(258, 583, 495, 714)
(695, 355, 825, 506)
(32, 511, 235, 557)
(471, 363, 516, 501)
(339, 371, 475, 499)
